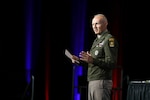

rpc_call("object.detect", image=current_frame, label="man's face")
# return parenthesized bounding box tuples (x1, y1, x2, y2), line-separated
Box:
(92, 16, 107, 35)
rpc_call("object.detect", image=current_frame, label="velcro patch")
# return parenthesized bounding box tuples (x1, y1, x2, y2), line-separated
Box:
(109, 38, 115, 47)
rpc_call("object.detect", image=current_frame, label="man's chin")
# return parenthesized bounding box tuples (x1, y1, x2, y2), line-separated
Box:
(95, 32, 100, 34)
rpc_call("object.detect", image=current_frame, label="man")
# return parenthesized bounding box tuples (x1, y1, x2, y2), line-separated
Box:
(72, 13, 119, 100)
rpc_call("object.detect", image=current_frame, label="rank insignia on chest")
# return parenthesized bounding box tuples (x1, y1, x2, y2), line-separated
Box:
(109, 38, 115, 47)
(96, 42, 104, 47)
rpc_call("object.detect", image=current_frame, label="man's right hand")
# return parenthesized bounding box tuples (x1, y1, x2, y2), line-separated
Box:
(71, 55, 80, 63)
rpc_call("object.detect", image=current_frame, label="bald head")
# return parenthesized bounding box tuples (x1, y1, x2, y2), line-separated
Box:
(93, 14, 108, 25)
(92, 14, 108, 34)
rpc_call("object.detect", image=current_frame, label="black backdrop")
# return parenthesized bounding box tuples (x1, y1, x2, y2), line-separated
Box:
(2, 0, 150, 100)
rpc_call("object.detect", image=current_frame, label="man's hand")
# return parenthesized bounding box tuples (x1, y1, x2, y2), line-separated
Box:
(79, 51, 93, 63)
(71, 55, 80, 63)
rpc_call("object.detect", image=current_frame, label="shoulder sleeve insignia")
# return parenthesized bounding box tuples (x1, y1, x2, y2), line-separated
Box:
(109, 37, 115, 47)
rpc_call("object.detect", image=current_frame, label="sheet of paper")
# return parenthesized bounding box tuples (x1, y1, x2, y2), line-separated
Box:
(65, 49, 73, 59)
(65, 49, 79, 63)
